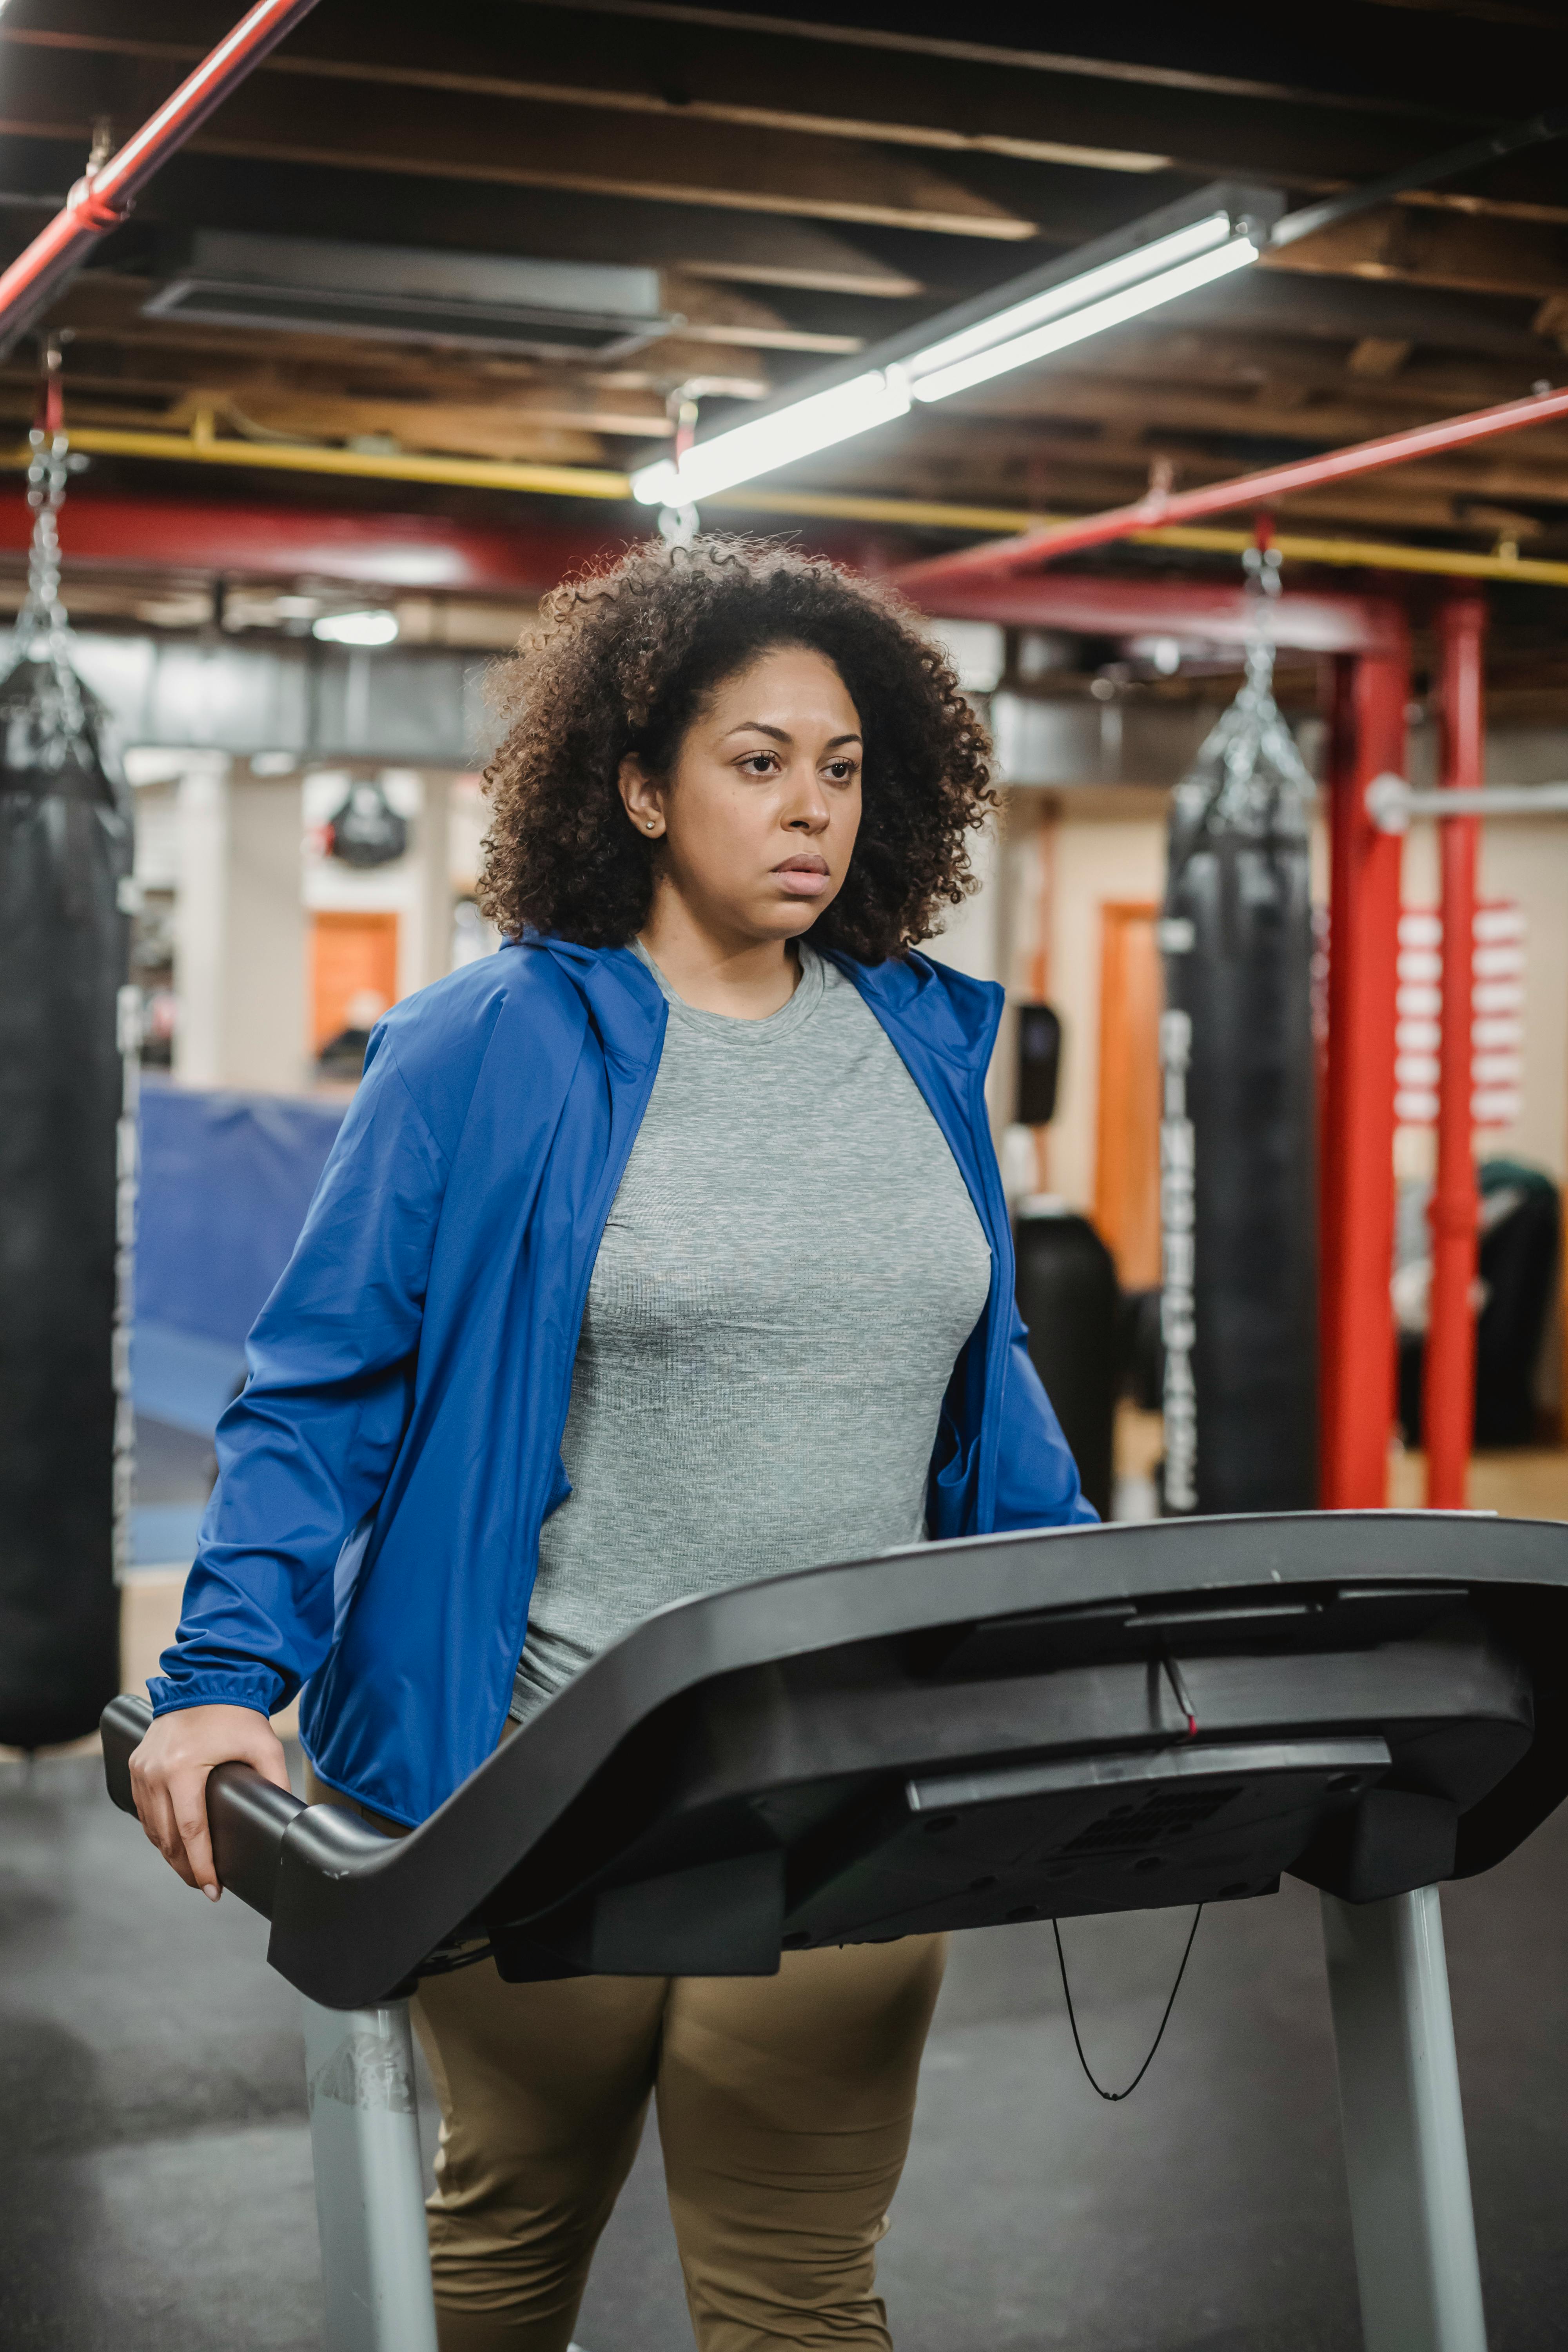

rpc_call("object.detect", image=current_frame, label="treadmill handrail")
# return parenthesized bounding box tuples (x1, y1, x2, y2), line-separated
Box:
(102, 1692, 388, 1909)
(101, 1512, 1568, 2007)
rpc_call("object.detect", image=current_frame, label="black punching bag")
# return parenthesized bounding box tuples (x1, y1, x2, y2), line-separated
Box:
(0, 644, 133, 1747)
(1159, 630, 1318, 1515)
(1014, 1205, 1120, 1519)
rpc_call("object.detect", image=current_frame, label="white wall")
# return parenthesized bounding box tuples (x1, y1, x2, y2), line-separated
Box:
(303, 769, 426, 1003)
(171, 759, 230, 1088)
(143, 757, 475, 1093)
(1010, 773, 1568, 1230)
(1010, 791, 1168, 1213)
(1398, 813, 1568, 1186)
(225, 771, 308, 1092)
(136, 717, 1568, 1174)
(163, 759, 309, 1092)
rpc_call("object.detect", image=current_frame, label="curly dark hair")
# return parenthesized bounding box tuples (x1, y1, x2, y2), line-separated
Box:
(478, 535, 995, 961)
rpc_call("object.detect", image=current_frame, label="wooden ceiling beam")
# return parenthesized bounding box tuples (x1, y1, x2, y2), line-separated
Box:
(1356, 0, 1558, 30)
(13, 11, 1176, 177)
(1264, 205, 1568, 302)
(0, 137, 930, 298)
(37, 276, 741, 392)
(1038, 326, 1555, 412)
(50, 330, 1555, 474)
(2, 386, 618, 468)
(1197, 263, 1563, 360)
(659, 273, 862, 355)
(162, 390, 621, 466)
(904, 443, 1568, 521)
(815, 435, 1564, 537)
(822, 463, 1515, 539)
(30, 307, 764, 418)
(0, 341, 671, 419)
(943, 369, 1568, 466)
(886, 402, 1568, 506)
(0, 43, 1035, 242)
(76, 149, 931, 297)
(7, 4, 1565, 222)
(440, 0, 1561, 123)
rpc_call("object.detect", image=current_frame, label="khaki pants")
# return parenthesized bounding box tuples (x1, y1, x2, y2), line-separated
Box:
(304, 1766, 945, 2352)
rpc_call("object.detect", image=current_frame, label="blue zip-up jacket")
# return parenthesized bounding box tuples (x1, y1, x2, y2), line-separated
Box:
(150, 936, 1094, 1826)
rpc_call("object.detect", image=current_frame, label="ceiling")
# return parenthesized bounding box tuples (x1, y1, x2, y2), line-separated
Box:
(2, 0, 1568, 690)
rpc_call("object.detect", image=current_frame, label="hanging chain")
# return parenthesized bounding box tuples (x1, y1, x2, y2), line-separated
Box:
(658, 380, 701, 547)
(1241, 519, 1283, 702)
(12, 339, 87, 738)
(9, 336, 138, 1574)
(19, 423, 71, 638)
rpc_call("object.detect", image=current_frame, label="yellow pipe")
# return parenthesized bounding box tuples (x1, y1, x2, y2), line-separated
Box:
(731, 486, 1568, 588)
(9, 426, 1568, 589)
(11, 425, 632, 502)
(1124, 521, 1568, 587)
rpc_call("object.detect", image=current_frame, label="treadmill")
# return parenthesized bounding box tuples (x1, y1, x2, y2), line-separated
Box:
(103, 1510, 1568, 2352)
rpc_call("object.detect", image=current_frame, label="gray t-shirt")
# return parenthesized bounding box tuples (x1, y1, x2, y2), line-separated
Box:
(510, 942, 993, 1722)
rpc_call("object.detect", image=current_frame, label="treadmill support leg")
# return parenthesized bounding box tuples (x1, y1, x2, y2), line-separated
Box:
(1321, 1886, 1487, 2352)
(303, 1995, 439, 2352)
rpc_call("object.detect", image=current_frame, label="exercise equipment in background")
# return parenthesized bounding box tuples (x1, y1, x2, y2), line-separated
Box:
(323, 776, 408, 868)
(1009, 998, 1121, 1519)
(102, 1512, 1568, 2352)
(1013, 1000, 1062, 1126)
(1014, 1203, 1120, 1519)
(1397, 1160, 1562, 1450)
(1159, 546, 1318, 1515)
(0, 366, 135, 1748)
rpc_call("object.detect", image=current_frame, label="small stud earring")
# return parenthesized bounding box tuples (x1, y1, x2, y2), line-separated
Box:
(646, 819, 657, 831)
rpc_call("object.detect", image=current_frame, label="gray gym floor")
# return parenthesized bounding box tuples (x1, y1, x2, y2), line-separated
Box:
(3, 1749, 1564, 2351)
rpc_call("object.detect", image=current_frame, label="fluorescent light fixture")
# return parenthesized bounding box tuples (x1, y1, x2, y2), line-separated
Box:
(313, 608, 399, 647)
(632, 202, 1266, 508)
(909, 233, 1257, 405)
(632, 368, 910, 506)
(909, 212, 1232, 387)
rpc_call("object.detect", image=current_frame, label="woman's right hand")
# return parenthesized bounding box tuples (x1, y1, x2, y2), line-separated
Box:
(129, 1703, 293, 1901)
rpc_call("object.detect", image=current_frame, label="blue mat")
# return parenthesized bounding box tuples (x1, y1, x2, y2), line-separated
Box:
(132, 1320, 247, 1439)
(134, 1079, 342, 1411)
(132, 1502, 207, 1572)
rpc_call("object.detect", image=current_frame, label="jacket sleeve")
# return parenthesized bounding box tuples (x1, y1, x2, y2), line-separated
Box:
(147, 1030, 450, 1719)
(992, 1300, 1100, 1530)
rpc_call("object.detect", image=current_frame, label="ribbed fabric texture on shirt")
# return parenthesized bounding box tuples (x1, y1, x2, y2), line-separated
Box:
(510, 942, 993, 1723)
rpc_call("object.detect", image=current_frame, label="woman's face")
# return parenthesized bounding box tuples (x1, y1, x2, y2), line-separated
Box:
(619, 644, 863, 946)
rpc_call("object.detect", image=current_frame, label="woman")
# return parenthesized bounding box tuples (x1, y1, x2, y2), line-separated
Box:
(132, 538, 1093, 2350)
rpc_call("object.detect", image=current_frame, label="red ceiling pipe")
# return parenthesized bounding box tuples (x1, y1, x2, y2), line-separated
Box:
(0, 494, 916, 595)
(0, 495, 632, 595)
(0, 0, 323, 355)
(1425, 599, 1487, 1510)
(894, 381, 1568, 599)
(1319, 637, 1409, 1510)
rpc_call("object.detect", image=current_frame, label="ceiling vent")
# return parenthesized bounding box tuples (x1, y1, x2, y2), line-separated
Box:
(143, 231, 673, 360)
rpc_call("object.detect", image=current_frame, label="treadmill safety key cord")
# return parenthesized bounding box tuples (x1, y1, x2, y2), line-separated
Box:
(1051, 1650, 1203, 2102)
(1162, 1653, 1199, 1738)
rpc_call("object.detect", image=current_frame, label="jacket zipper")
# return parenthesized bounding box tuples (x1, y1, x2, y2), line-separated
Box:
(499, 1006, 668, 1736)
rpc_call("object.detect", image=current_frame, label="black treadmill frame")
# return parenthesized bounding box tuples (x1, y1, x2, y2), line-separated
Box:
(103, 1512, 1568, 2010)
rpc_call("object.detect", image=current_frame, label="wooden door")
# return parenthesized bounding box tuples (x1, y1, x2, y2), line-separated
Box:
(310, 910, 400, 1049)
(1093, 900, 1162, 1289)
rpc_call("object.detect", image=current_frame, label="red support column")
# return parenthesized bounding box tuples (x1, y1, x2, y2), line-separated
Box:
(1424, 599, 1486, 1507)
(1320, 642, 1409, 1507)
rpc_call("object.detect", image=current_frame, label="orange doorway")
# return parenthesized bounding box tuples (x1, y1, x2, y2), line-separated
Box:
(1093, 900, 1162, 1289)
(311, 910, 399, 1052)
